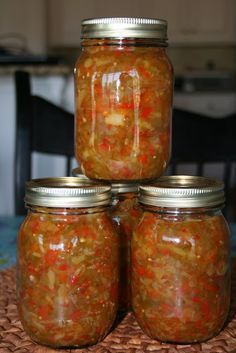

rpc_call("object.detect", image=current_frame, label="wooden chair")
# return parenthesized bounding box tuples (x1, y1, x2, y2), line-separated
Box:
(14, 71, 74, 215)
(169, 108, 236, 221)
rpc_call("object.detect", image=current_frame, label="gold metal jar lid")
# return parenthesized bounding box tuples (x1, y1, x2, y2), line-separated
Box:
(139, 175, 225, 208)
(111, 183, 139, 194)
(72, 168, 139, 194)
(81, 17, 167, 41)
(25, 177, 112, 208)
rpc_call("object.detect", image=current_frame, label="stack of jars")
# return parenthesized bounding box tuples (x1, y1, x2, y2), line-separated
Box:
(17, 18, 231, 348)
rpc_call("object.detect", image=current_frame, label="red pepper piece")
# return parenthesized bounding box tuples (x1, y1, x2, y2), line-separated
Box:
(136, 266, 146, 276)
(136, 265, 154, 279)
(141, 107, 153, 119)
(192, 297, 201, 303)
(44, 250, 58, 266)
(30, 219, 40, 233)
(139, 67, 152, 79)
(27, 263, 38, 275)
(99, 137, 111, 151)
(58, 263, 68, 271)
(71, 309, 83, 321)
(119, 102, 135, 110)
(138, 154, 148, 165)
(38, 305, 52, 319)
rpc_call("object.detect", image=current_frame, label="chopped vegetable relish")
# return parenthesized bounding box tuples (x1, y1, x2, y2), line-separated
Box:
(74, 39, 173, 181)
(111, 192, 141, 311)
(131, 209, 231, 343)
(17, 207, 119, 347)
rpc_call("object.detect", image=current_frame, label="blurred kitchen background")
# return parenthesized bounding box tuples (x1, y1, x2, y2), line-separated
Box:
(0, 0, 236, 215)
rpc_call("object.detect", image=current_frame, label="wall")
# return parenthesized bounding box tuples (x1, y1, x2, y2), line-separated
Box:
(0, 0, 47, 54)
(168, 46, 236, 75)
(0, 73, 76, 216)
(0, 0, 236, 74)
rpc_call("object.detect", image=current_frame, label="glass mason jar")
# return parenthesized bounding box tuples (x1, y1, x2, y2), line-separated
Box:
(74, 17, 173, 182)
(17, 177, 119, 348)
(111, 183, 141, 312)
(71, 168, 142, 312)
(131, 176, 231, 343)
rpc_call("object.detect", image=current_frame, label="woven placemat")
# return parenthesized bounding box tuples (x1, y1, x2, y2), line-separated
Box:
(1, 265, 236, 353)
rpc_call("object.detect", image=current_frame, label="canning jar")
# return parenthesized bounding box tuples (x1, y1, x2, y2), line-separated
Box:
(17, 177, 119, 348)
(74, 17, 173, 182)
(131, 176, 231, 343)
(111, 183, 141, 311)
(71, 168, 142, 312)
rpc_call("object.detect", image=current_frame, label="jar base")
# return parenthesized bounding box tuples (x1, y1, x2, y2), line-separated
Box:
(88, 176, 161, 185)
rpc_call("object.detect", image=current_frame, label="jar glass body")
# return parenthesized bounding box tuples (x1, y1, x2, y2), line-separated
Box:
(17, 205, 119, 348)
(74, 38, 173, 182)
(111, 191, 141, 311)
(131, 205, 231, 343)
